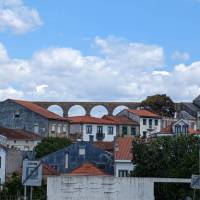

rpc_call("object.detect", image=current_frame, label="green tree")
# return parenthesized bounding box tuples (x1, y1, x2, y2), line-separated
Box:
(141, 94, 175, 117)
(35, 137, 72, 158)
(131, 136, 200, 200)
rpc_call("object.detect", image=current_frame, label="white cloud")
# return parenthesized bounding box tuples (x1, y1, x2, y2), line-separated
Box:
(171, 51, 190, 62)
(0, 0, 42, 34)
(0, 37, 200, 102)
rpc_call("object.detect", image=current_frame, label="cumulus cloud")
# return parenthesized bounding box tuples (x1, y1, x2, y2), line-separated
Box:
(171, 51, 190, 62)
(0, 0, 42, 34)
(0, 37, 200, 102)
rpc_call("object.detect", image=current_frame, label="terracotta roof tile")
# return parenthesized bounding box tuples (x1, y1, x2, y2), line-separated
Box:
(93, 141, 114, 152)
(43, 164, 59, 176)
(115, 137, 133, 160)
(66, 115, 118, 125)
(160, 126, 173, 134)
(69, 162, 109, 176)
(128, 109, 161, 118)
(0, 126, 41, 140)
(11, 99, 68, 121)
(102, 115, 139, 125)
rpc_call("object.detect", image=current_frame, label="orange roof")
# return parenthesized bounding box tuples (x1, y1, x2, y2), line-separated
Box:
(69, 162, 109, 176)
(43, 164, 59, 176)
(102, 115, 139, 125)
(0, 126, 41, 140)
(115, 137, 133, 160)
(66, 115, 118, 125)
(189, 128, 200, 135)
(128, 109, 161, 118)
(11, 99, 68, 121)
(160, 126, 173, 134)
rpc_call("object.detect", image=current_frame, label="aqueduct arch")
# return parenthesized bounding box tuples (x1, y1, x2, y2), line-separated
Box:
(33, 101, 140, 117)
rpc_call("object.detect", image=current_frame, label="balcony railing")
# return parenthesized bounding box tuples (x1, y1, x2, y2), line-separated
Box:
(96, 132, 105, 141)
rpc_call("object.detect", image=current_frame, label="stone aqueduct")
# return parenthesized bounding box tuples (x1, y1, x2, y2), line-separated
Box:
(33, 101, 141, 117)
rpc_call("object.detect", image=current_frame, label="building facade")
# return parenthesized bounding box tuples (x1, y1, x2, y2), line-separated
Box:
(118, 109, 161, 138)
(0, 99, 69, 137)
(67, 116, 118, 142)
(0, 146, 6, 184)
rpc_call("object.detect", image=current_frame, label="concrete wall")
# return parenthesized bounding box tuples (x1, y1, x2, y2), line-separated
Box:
(47, 176, 191, 200)
(0, 147, 6, 184)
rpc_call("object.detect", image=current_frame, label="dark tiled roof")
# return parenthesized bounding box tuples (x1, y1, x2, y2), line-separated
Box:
(11, 99, 68, 121)
(66, 115, 118, 125)
(102, 115, 139, 125)
(128, 109, 161, 118)
(0, 126, 41, 140)
(115, 137, 133, 160)
(69, 162, 109, 176)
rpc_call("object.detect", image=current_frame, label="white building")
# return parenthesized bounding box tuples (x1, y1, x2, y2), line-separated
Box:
(0, 126, 41, 151)
(67, 116, 117, 142)
(114, 137, 134, 177)
(0, 146, 6, 184)
(118, 109, 161, 138)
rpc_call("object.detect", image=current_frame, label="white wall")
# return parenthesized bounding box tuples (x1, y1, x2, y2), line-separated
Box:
(82, 124, 117, 142)
(115, 160, 134, 177)
(47, 176, 191, 200)
(139, 118, 161, 137)
(0, 147, 6, 184)
(7, 139, 40, 151)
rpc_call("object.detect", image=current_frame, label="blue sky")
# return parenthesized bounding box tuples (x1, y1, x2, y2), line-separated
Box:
(1, 0, 200, 107)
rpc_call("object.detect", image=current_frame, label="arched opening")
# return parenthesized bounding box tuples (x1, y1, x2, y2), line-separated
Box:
(112, 105, 129, 116)
(68, 105, 86, 117)
(47, 105, 64, 117)
(90, 105, 108, 118)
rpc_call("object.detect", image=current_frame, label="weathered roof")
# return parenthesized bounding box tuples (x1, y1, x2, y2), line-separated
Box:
(128, 109, 161, 118)
(93, 141, 114, 153)
(69, 162, 109, 176)
(102, 115, 139, 125)
(0, 126, 41, 140)
(10, 99, 68, 121)
(115, 137, 133, 161)
(66, 115, 118, 125)
(43, 164, 59, 176)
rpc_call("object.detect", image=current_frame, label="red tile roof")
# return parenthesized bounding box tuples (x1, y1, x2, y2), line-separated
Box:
(128, 109, 161, 118)
(160, 126, 173, 134)
(0, 126, 41, 140)
(93, 141, 114, 152)
(102, 115, 139, 125)
(43, 164, 59, 176)
(66, 115, 118, 125)
(11, 99, 68, 121)
(69, 162, 109, 176)
(115, 137, 133, 160)
(189, 128, 200, 135)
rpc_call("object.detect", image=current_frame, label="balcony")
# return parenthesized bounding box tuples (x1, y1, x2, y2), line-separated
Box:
(96, 132, 105, 141)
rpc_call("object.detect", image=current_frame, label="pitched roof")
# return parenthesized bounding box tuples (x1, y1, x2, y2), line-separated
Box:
(93, 141, 114, 153)
(160, 126, 173, 134)
(11, 99, 68, 121)
(102, 115, 139, 125)
(43, 164, 59, 176)
(66, 115, 118, 125)
(189, 128, 200, 135)
(128, 109, 161, 118)
(69, 162, 109, 176)
(0, 126, 41, 140)
(115, 137, 133, 160)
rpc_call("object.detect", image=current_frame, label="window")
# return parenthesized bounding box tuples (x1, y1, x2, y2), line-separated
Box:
(63, 125, 67, 133)
(57, 125, 62, 134)
(14, 111, 20, 118)
(143, 118, 147, 125)
(149, 119, 152, 128)
(65, 153, 68, 169)
(14, 140, 16, 143)
(86, 125, 92, 134)
(155, 119, 158, 126)
(108, 126, 114, 135)
(182, 125, 188, 134)
(122, 126, 128, 135)
(89, 135, 94, 142)
(97, 126, 103, 134)
(118, 170, 128, 177)
(0, 156, 1, 168)
(33, 124, 39, 134)
(175, 125, 181, 134)
(79, 146, 85, 155)
(131, 127, 136, 136)
(51, 124, 56, 133)
(143, 131, 147, 138)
